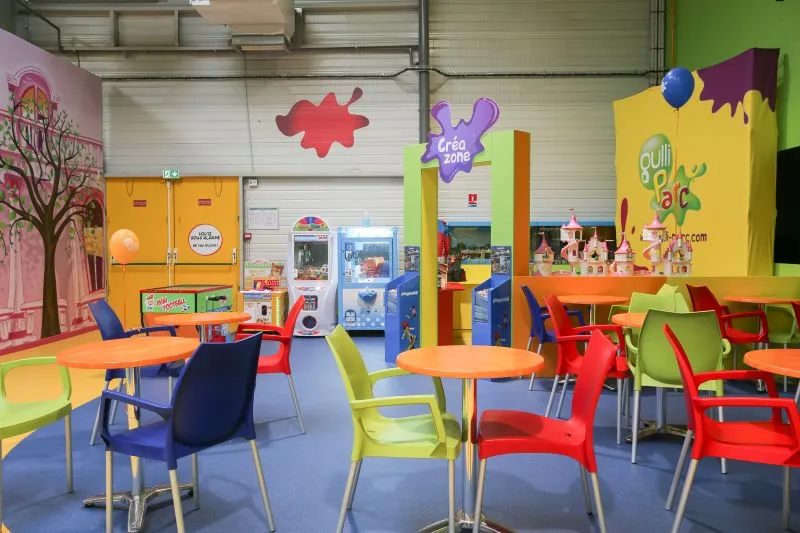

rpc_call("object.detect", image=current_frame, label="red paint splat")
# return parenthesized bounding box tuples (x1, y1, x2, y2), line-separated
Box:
(275, 88, 369, 158)
(620, 198, 628, 233)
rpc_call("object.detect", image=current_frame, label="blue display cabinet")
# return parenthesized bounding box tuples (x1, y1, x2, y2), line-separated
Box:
(472, 274, 512, 348)
(384, 272, 420, 364)
(337, 226, 398, 331)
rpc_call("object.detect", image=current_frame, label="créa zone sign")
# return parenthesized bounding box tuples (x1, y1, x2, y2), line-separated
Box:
(189, 224, 222, 256)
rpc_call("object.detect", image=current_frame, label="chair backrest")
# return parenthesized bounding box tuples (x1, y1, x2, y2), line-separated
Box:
(170, 333, 262, 446)
(326, 325, 373, 403)
(637, 310, 723, 385)
(656, 284, 678, 296)
(88, 300, 127, 340)
(522, 286, 546, 338)
(674, 293, 691, 312)
(686, 285, 721, 313)
(662, 323, 703, 432)
(570, 331, 617, 435)
(283, 296, 305, 335)
(629, 291, 675, 314)
(544, 294, 577, 337)
(791, 301, 800, 332)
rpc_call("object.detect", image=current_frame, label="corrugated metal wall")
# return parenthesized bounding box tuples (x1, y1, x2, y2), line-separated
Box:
(20, 0, 652, 263)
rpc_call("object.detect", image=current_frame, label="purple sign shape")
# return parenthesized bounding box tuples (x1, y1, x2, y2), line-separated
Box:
(421, 98, 500, 183)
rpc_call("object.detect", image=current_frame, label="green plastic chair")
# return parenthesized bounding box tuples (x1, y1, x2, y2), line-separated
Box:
(607, 284, 681, 341)
(0, 357, 73, 526)
(624, 311, 729, 470)
(326, 326, 462, 533)
(765, 304, 800, 392)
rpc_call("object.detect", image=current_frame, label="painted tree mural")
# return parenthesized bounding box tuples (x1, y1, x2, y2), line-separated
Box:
(0, 85, 101, 338)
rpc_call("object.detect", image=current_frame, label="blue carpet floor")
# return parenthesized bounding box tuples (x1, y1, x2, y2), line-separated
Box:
(3, 336, 799, 532)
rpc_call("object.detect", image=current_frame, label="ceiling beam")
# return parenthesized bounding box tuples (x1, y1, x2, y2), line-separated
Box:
(23, 1, 417, 14)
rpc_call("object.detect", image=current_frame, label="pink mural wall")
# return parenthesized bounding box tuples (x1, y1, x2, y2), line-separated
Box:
(0, 28, 104, 354)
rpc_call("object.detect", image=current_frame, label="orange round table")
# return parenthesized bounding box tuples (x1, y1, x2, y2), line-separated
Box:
(397, 345, 543, 532)
(153, 311, 251, 342)
(611, 312, 646, 329)
(558, 295, 629, 325)
(58, 336, 198, 530)
(745, 349, 800, 403)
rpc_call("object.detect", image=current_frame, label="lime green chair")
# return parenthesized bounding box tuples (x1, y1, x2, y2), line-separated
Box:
(765, 304, 800, 391)
(0, 357, 73, 526)
(326, 326, 462, 533)
(624, 311, 729, 469)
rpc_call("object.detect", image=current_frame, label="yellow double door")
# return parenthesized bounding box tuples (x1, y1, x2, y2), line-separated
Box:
(106, 177, 240, 329)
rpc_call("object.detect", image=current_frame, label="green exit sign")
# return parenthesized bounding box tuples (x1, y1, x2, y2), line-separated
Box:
(162, 169, 180, 180)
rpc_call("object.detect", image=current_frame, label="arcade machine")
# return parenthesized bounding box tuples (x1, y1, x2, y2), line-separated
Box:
(288, 216, 337, 336)
(140, 284, 233, 340)
(385, 246, 420, 363)
(337, 226, 398, 330)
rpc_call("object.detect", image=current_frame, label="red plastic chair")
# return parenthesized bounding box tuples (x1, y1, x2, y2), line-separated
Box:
(663, 323, 800, 533)
(544, 294, 631, 444)
(686, 285, 768, 368)
(789, 301, 800, 402)
(472, 330, 618, 533)
(235, 297, 306, 434)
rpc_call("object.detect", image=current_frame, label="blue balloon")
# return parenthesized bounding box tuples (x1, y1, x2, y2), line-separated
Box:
(661, 67, 695, 109)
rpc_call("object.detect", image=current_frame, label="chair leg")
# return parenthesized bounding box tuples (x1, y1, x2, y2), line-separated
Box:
(589, 473, 607, 533)
(337, 461, 359, 533)
(192, 454, 199, 509)
(110, 380, 124, 423)
(616, 378, 623, 445)
(666, 429, 693, 510)
(472, 459, 487, 533)
(65, 414, 73, 493)
(249, 440, 277, 532)
(555, 373, 571, 419)
(105, 451, 113, 533)
(794, 382, 800, 404)
(545, 375, 561, 417)
(783, 466, 791, 530)
(287, 374, 306, 434)
(168, 469, 186, 533)
(346, 460, 362, 510)
(168, 376, 175, 402)
(671, 459, 698, 533)
(527, 341, 542, 391)
(717, 407, 727, 474)
(579, 465, 592, 515)
(732, 344, 738, 370)
(448, 459, 456, 533)
(90, 381, 112, 446)
(631, 390, 641, 464)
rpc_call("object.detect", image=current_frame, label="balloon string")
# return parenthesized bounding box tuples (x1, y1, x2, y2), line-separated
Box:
(673, 108, 680, 236)
(122, 264, 127, 330)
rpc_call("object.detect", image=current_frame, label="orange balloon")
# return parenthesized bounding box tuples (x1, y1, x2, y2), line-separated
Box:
(109, 229, 140, 265)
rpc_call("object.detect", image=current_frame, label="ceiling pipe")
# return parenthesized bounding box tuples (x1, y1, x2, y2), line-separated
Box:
(16, 0, 62, 52)
(23, 1, 417, 13)
(418, 0, 429, 143)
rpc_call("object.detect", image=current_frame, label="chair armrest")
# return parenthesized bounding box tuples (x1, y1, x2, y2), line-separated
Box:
(721, 339, 731, 356)
(623, 331, 638, 356)
(720, 311, 768, 333)
(101, 390, 173, 420)
(351, 394, 446, 444)
(695, 370, 778, 394)
(237, 323, 284, 335)
(0, 357, 71, 401)
(695, 396, 796, 431)
(566, 309, 586, 326)
(574, 324, 622, 335)
(556, 334, 592, 344)
(368, 367, 410, 386)
(130, 325, 177, 337)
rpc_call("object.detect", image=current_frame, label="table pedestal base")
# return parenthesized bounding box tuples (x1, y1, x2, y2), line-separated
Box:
(417, 511, 514, 533)
(84, 482, 193, 533)
(625, 421, 687, 443)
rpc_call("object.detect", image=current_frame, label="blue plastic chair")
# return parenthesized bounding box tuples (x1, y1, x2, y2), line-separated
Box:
(99, 333, 276, 533)
(88, 300, 183, 446)
(523, 286, 586, 390)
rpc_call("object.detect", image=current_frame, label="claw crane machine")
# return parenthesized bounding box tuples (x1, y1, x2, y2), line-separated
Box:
(337, 223, 398, 330)
(288, 216, 337, 336)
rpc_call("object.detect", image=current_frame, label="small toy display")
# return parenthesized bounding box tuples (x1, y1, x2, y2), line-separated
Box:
(288, 216, 337, 336)
(531, 232, 554, 276)
(338, 226, 397, 330)
(559, 209, 583, 274)
(641, 215, 668, 275)
(579, 228, 610, 276)
(665, 233, 693, 276)
(610, 235, 636, 276)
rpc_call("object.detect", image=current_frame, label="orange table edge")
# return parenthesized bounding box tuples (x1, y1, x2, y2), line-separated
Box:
(57, 337, 199, 369)
(152, 311, 252, 327)
(744, 349, 800, 379)
(397, 345, 544, 379)
(726, 296, 796, 305)
(611, 312, 646, 329)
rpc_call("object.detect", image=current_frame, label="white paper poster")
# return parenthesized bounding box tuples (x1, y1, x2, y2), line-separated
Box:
(248, 207, 279, 230)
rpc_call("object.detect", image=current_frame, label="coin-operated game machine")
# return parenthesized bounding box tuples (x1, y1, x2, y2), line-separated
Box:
(287, 216, 337, 336)
(337, 226, 398, 330)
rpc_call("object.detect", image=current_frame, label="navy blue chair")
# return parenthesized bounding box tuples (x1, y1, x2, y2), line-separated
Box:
(88, 300, 183, 446)
(99, 333, 276, 533)
(522, 286, 586, 390)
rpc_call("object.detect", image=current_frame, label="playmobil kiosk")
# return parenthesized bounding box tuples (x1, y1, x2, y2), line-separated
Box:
(288, 216, 336, 336)
(337, 225, 398, 330)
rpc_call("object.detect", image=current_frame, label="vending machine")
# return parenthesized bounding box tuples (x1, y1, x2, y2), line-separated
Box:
(337, 226, 398, 331)
(287, 216, 337, 336)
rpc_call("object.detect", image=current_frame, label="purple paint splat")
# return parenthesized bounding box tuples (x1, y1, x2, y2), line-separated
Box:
(421, 98, 500, 183)
(696, 48, 779, 124)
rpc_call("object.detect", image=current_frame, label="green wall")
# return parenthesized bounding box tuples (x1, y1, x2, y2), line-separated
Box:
(669, 0, 800, 150)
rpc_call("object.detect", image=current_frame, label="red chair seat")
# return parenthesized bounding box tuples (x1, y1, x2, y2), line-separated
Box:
(705, 418, 796, 456)
(257, 354, 285, 374)
(477, 410, 589, 464)
(724, 326, 766, 344)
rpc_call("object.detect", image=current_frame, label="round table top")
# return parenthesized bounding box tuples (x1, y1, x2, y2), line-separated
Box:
(611, 312, 646, 329)
(744, 349, 800, 378)
(558, 295, 629, 306)
(726, 296, 795, 305)
(152, 312, 251, 327)
(397, 345, 544, 379)
(57, 337, 199, 370)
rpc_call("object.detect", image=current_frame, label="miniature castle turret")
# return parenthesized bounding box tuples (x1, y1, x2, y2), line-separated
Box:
(532, 232, 554, 276)
(641, 215, 667, 275)
(665, 233, 692, 276)
(612, 234, 635, 276)
(559, 209, 583, 274)
(580, 228, 609, 276)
